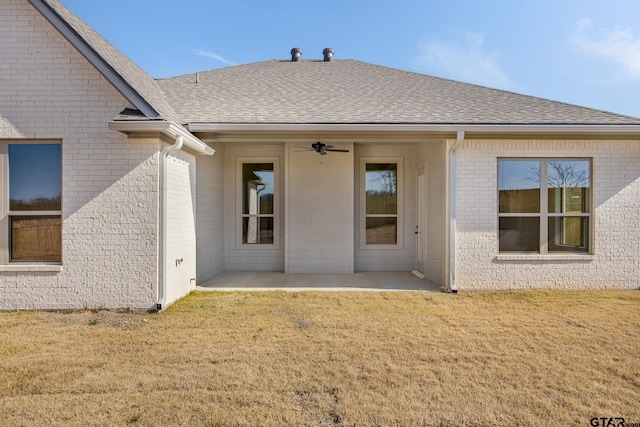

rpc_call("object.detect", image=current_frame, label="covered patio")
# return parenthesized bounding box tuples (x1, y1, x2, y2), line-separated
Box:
(197, 271, 441, 292)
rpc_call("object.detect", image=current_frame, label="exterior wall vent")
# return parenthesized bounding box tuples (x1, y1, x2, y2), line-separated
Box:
(291, 47, 302, 61)
(323, 48, 334, 62)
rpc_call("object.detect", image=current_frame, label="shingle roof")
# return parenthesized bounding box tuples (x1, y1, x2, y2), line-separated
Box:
(37, 0, 177, 121)
(32, 1, 640, 128)
(157, 59, 640, 125)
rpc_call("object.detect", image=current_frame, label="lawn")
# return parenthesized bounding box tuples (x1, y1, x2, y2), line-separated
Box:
(0, 290, 638, 426)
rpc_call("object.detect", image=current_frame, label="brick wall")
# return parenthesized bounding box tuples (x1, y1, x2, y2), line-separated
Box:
(0, 0, 160, 309)
(165, 150, 197, 304)
(455, 139, 640, 290)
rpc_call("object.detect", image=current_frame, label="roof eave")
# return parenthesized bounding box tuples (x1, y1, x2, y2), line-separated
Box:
(185, 123, 640, 139)
(29, 0, 160, 118)
(109, 121, 214, 156)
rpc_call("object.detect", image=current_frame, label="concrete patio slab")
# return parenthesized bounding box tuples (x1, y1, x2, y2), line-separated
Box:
(197, 271, 442, 292)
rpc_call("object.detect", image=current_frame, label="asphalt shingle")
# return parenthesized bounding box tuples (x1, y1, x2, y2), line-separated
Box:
(157, 60, 640, 125)
(36, 1, 640, 127)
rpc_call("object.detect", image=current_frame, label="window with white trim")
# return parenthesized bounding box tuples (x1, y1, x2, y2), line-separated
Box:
(1, 142, 62, 263)
(498, 159, 591, 253)
(239, 161, 277, 246)
(361, 158, 403, 247)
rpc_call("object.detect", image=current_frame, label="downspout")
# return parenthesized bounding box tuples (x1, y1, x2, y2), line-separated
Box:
(157, 136, 184, 310)
(448, 130, 465, 294)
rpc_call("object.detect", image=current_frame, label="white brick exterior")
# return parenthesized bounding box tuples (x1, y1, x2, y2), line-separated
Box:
(2, 0, 639, 310)
(0, 0, 161, 309)
(454, 139, 640, 290)
(165, 150, 198, 303)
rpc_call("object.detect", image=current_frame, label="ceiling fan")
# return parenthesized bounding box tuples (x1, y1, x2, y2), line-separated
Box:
(308, 141, 349, 155)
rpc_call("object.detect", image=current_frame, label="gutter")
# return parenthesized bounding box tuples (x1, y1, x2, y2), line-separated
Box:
(109, 121, 214, 156)
(186, 123, 640, 135)
(156, 136, 184, 311)
(448, 131, 465, 294)
(109, 122, 213, 310)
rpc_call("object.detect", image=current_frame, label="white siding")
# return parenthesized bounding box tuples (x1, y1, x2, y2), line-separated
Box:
(455, 139, 640, 290)
(415, 140, 447, 286)
(196, 143, 225, 282)
(287, 142, 354, 273)
(0, 0, 159, 309)
(224, 144, 284, 271)
(354, 144, 415, 272)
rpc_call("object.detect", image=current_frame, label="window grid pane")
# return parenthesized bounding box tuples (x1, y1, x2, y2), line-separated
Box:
(498, 160, 540, 213)
(498, 217, 540, 252)
(548, 217, 589, 253)
(242, 216, 274, 244)
(10, 216, 61, 261)
(366, 217, 398, 245)
(242, 163, 274, 215)
(9, 144, 61, 212)
(365, 163, 397, 215)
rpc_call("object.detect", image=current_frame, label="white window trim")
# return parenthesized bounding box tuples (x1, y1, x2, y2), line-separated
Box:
(359, 156, 404, 250)
(0, 140, 62, 265)
(235, 157, 281, 250)
(497, 157, 593, 255)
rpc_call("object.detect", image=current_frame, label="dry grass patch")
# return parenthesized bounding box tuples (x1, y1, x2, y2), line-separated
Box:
(0, 290, 639, 426)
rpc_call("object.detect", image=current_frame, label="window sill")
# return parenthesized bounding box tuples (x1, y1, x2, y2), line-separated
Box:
(495, 254, 594, 262)
(0, 264, 63, 272)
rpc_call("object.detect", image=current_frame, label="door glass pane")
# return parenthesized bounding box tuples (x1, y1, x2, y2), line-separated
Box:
(11, 216, 62, 261)
(498, 160, 540, 213)
(366, 163, 397, 214)
(548, 217, 589, 252)
(366, 217, 397, 244)
(547, 160, 590, 213)
(242, 216, 274, 244)
(242, 163, 274, 215)
(499, 217, 540, 252)
(9, 144, 62, 211)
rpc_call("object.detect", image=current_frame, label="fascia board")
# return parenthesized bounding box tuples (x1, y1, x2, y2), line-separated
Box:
(185, 123, 640, 137)
(109, 121, 214, 156)
(29, 0, 160, 118)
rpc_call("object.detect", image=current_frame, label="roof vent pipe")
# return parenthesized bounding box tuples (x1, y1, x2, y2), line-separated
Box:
(323, 48, 334, 62)
(291, 47, 302, 61)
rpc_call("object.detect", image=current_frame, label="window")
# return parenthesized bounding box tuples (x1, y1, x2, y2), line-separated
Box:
(1, 142, 62, 263)
(498, 159, 591, 253)
(240, 162, 276, 245)
(361, 159, 403, 246)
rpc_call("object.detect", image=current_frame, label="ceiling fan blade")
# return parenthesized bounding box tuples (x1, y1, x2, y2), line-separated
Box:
(325, 148, 350, 153)
(293, 146, 314, 152)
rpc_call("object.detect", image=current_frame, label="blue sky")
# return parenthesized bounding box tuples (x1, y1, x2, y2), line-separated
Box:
(61, 0, 640, 118)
